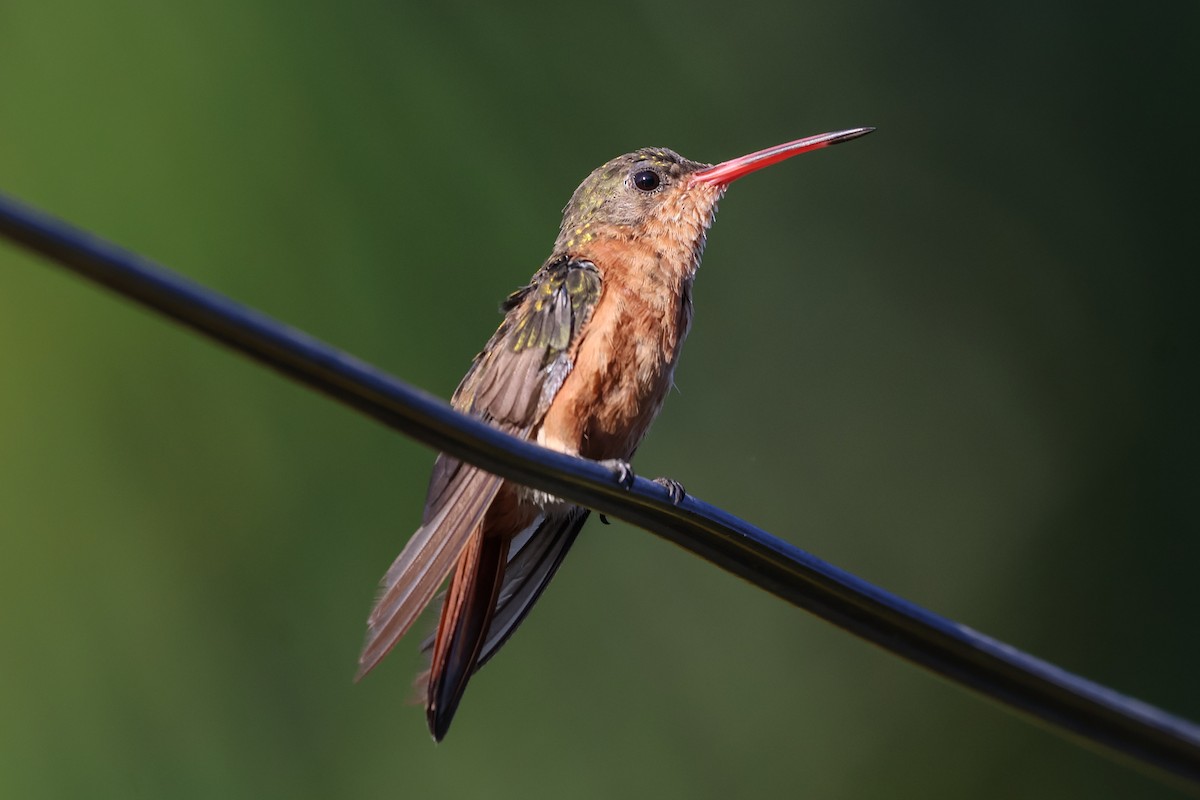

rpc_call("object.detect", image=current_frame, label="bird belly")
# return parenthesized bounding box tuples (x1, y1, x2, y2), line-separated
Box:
(537, 291, 681, 464)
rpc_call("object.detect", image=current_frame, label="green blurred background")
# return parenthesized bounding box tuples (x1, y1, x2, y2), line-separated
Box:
(1, 2, 1196, 797)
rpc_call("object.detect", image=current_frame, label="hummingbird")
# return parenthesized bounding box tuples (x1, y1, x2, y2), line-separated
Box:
(357, 127, 874, 740)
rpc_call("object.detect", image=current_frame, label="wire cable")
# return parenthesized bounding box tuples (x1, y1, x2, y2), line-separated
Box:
(2, 192, 1198, 790)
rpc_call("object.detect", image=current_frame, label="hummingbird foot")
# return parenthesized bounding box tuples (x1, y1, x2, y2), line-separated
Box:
(598, 458, 636, 489)
(652, 477, 686, 505)
(596, 472, 683, 523)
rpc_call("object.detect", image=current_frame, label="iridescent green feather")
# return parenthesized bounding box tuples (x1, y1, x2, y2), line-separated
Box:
(453, 257, 601, 427)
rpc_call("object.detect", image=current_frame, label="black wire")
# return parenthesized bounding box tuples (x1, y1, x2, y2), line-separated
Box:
(2, 192, 1199, 791)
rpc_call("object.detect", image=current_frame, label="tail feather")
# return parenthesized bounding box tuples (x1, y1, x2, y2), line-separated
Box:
(359, 452, 588, 741)
(426, 532, 507, 741)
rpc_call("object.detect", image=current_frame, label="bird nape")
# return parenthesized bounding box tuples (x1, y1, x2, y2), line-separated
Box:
(356, 127, 875, 741)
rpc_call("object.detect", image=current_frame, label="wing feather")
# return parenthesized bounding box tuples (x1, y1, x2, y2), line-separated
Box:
(357, 464, 504, 679)
(477, 510, 588, 667)
(417, 509, 588, 671)
(359, 256, 603, 685)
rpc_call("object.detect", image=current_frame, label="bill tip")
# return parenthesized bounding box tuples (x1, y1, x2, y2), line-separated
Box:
(832, 126, 876, 144)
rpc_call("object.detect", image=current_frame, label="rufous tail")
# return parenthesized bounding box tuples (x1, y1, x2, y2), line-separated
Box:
(425, 531, 507, 741)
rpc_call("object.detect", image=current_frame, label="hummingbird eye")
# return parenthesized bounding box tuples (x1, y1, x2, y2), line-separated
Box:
(632, 169, 661, 192)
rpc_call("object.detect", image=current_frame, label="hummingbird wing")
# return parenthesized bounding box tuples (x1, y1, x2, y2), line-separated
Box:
(478, 508, 589, 668)
(416, 507, 590, 670)
(358, 257, 602, 687)
(358, 465, 505, 679)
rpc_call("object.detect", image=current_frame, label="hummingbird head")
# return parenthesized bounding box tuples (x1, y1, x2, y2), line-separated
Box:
(553, 128, 875, 267)
(555, 147, 716, 254)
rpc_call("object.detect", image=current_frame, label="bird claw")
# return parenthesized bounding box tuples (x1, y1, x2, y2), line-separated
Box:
(599, 458, 636, 489)
(652, 477, 686, 505)
(599, 514, 611, 525)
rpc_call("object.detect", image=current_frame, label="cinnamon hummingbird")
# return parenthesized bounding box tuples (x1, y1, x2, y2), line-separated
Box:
(357, 127, 874, 740)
